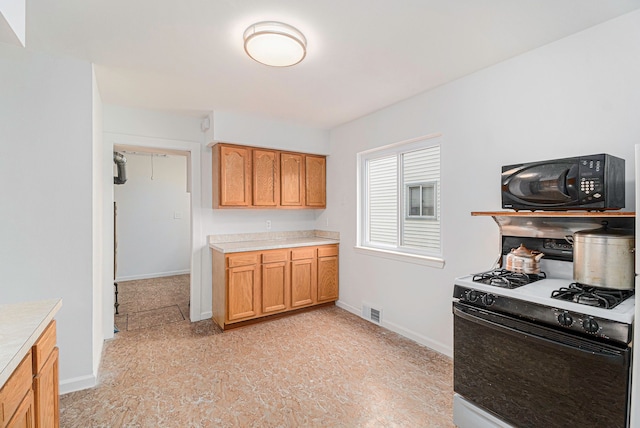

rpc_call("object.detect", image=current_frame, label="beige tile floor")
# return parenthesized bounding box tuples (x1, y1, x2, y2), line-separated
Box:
(61, 278, 454, 427)
(114, 275, 191, 331)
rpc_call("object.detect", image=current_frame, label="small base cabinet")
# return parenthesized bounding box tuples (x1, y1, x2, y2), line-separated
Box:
(0, 320, 59, 428)
(212, 244, 338, 329)
(317, 246, 339, 302)
(1, 352, 34, 428)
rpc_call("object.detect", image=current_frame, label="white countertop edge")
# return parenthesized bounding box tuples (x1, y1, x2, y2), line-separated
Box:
(210, 237, 340, 253)
(0, 298, 62, 386)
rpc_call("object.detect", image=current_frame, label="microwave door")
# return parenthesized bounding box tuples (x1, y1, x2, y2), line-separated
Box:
(506, 163, 578, 206)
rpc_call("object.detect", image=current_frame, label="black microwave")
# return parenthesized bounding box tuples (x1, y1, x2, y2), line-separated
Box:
(501, 154, 625, 211)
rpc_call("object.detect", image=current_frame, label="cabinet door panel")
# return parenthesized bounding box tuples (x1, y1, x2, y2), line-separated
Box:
(6, 389, 34, 428)
(305, 155, 326, 207)
(262, 262, 290, 314)
(227, 265, 259, 321)
(253, 149, 280, 206)
(291, 259, 317, 308)
(33, 348, 59, 428)
(2, 352, 33, 427)
(280, 153, 304, 206)
(318, 256, 339, 302)
(220, 145, 252, 206)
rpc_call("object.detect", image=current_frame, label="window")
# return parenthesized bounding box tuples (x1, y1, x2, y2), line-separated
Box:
(406, 182, 436, 219)
(357, 135, 442, 264)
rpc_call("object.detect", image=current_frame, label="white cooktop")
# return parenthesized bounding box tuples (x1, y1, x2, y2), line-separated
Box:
(454, 274, 635, 324)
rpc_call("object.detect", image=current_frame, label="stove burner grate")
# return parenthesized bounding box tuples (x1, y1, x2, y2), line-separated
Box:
(472, 269, 546, 289)
(551, 283, 634, 309)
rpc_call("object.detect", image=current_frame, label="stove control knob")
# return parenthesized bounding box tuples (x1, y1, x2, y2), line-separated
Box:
(465, 290, 479, 302)
(582, 318, 600, 334)
(481, 294, 496, 306)
(557, 312, 573, 327)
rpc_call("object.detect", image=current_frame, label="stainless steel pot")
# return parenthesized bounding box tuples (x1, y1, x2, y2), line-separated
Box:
(567, 225, 635, 290)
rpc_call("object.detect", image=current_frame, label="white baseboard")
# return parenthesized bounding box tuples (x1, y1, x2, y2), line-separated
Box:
(59, 374, 97, 394)
(197, 311, 212, 322)
(115, 269, 190, 282)
(335, 300, 453, 358)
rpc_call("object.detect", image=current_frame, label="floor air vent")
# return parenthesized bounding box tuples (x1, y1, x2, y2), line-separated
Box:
(362, 303, 382, 325)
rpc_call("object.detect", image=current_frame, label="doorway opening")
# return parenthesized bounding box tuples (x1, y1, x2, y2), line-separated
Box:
(113, 145, 191, 331)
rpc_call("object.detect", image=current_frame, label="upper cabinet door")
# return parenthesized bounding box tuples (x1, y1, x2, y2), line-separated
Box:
(305, 155, 326, 208)
(217, 145, 252, 207)
(281, 153, 304, 206)
(253, 149, 280, 207)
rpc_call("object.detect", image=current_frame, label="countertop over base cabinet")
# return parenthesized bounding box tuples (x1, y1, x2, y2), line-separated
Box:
(211, 143, 326, 209)
(212, 244, 339, 330)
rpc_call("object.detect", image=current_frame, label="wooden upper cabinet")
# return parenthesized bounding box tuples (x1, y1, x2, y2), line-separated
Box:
(211, 143, 326, 209)
(280, 153, 304, 207)
(305, 155, 326, 208)
(253, 149, 280, 207)
(214, 144, 252, 207)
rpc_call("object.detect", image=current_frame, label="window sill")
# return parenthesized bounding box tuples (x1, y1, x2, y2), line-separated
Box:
(353, 246, 445, 268)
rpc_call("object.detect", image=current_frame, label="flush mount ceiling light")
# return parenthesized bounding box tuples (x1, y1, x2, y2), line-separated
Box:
(243, 21, 307, 67)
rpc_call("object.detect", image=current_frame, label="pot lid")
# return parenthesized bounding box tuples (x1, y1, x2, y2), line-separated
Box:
(574, 226, 634, 239)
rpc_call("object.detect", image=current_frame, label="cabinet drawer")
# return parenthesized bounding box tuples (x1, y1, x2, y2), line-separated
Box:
(227, 253, 259, 268)
(33, 321, 56, 374)
(291, 247, 316, 260)
(1, 351, 33, 426)
(262, 250, 288, 264)
(317, 246, 338, 258)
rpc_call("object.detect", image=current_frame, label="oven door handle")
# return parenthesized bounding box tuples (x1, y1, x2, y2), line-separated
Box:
(453, 304, 629, 364)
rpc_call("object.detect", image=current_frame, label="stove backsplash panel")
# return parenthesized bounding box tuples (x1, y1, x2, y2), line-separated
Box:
(502, 236, 573, 262)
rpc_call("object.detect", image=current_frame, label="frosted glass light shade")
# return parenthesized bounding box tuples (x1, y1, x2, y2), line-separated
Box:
(243, 21, 307, 67)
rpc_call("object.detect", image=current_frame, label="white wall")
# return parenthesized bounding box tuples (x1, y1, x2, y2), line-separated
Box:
(114, 153, 190, 280)
(91, 66, 107, 377)
(0, 45, 99, 391)
(211, 110, 329, 154)
(327, 10, 640, 356)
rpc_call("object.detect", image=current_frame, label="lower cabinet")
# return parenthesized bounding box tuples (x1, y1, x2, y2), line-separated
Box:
(212, 244, 339, 329)
(261, 250, 290, 314)
(291, 247, 317, 308)
(1, 352, 34, 428)
(1, 320, 58, 428)
(32, 321, 59, 428)
(227, 264, 260, 321)
(318, 246, 339, 302)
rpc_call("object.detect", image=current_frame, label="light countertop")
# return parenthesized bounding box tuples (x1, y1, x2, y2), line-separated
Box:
(209, 230, 340, 253)
(0, 298, 62, 386)
(210, 237, 340, 253)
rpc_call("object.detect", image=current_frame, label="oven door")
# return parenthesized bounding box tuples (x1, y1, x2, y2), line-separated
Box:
(453, 302, 631, 428)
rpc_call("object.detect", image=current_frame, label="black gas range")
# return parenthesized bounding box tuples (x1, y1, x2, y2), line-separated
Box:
(453, 236, 634, 428)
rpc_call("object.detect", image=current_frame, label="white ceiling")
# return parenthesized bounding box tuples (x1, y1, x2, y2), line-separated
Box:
(24, 0, 640, 128)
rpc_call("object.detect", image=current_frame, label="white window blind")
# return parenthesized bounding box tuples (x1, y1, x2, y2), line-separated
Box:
(368, 155, 397, 246)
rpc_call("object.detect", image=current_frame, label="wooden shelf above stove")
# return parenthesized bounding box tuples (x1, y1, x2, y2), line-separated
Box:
(471, 211, 635, 218)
